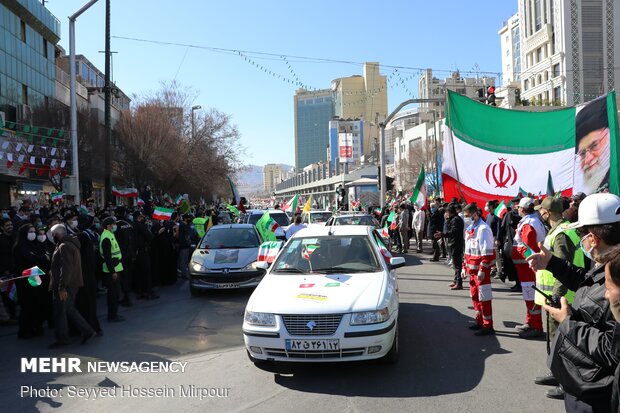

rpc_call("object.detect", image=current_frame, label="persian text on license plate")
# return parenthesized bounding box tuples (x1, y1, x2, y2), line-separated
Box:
(216, 283, 239, 289)
(285, 339, 340, 351)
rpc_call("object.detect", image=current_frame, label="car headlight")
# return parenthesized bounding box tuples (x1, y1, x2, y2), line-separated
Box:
(191, 261, 208, 273)
(350, 308, 390, 325)
(242, 261, 257, 271)
(244, 311, 276, 326)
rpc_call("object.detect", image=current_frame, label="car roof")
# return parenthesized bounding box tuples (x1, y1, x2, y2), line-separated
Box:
(333, 213, 373, 218)
(292, 225, 372, 238)
(246, 209, 287, 215)
(208, 223, 255, 230)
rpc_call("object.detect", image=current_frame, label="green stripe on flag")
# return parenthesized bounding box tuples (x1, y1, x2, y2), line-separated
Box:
(607, 92, 619, 195)
(446, 91, 575, 154)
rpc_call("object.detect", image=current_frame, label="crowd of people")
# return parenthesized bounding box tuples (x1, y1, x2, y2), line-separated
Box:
(379, 190, 620, 412)
(0, 195, 240, 349)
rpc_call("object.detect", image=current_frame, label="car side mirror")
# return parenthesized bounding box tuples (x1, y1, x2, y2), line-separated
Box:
(255, 261, 269, 270)
(389, 256, 406, 269)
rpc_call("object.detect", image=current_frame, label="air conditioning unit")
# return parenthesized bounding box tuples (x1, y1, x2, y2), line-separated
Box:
(17, 104, 32, 126)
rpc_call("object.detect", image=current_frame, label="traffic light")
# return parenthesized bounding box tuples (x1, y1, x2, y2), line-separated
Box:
(486, 86, 496, 106)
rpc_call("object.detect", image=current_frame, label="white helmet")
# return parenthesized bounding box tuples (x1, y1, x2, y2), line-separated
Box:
(565, 193, 620, 229)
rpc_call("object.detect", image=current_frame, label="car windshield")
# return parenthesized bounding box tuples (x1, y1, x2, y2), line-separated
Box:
(310, 212, 332, 223)
(248, 212, 290, 227)
(199, 228, 260, 249)
(334, 216, 378, 227)
(272, 235, 381, 274)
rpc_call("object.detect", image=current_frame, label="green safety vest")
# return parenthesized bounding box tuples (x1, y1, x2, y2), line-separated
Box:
(192, 217, 207, 238)
(99, 229, 124, 273)
(535, 222, 584, 305)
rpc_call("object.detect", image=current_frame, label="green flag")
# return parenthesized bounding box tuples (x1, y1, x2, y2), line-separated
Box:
(255, 211, 278, 241)
(386, 211, 396, 223)
(409, 166, 426, 207)
(227, 204, 240, 217)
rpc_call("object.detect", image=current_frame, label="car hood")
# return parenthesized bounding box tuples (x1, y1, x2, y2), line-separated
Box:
(247, 271, 385, 314)
(191, 247, 258, 269)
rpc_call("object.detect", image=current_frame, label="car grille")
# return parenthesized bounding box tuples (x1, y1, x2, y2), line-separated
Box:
(196, 274, 261, 283)
(264, 347, 365, 359)
(281, 314, 343, 336)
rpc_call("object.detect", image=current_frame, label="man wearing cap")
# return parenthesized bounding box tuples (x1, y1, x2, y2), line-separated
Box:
(533, 197, 585, 400)
(512, 197, 547, 339)
(527, 193, 620, 412)
(99, 217, 125, 322)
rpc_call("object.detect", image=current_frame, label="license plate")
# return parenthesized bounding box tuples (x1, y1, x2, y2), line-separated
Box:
(215, 283, 239, 289)
(285, 339, 340, 351)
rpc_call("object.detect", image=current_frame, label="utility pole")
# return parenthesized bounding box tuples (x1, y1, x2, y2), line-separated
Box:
(104, 0, 112, 204)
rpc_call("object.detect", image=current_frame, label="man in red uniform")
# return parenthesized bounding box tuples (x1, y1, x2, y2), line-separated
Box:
(512, 197, 547, 338)
(462, 204, 496, 336)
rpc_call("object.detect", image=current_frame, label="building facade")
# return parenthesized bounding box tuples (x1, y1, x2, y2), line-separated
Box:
(418, 69, 495, 119)
(331, 62, 387, 158)
(0, 0, 61, 207)
(515, 0, 620, 106)
(263, 163, 283, 195)
(294, 88, 334, 171)
(328, 119, 364, 167)
(499, 13, 522, 86)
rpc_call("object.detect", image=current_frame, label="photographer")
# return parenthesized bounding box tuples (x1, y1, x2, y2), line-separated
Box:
(527, 193, 620, 412)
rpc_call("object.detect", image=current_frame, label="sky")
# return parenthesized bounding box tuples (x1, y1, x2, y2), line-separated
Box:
(44, 0, 517, 167)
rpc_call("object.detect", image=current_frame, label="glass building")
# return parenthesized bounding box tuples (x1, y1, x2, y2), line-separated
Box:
(294, 89, 334, 171)
(0, 0, 60, 109)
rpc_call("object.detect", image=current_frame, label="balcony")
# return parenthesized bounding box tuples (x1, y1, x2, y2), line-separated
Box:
(525, 23, 552, 53)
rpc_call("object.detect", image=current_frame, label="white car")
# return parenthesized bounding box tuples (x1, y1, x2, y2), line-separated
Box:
(301, 210, 332, 228)
(243, 225, 404, 364)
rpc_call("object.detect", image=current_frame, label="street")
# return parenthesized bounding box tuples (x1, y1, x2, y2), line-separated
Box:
(1, 243, 563, 413)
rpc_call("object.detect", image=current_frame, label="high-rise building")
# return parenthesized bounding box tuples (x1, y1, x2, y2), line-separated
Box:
(499, 13, 522, 86)
(294, 88, 334, 171)
(331, 62, 387, 158)
(263, 163, 283, 194)
(514, 0, 620, 106)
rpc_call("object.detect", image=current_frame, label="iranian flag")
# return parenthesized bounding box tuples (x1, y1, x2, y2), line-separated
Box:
(112, 186, 139, 198)
(409, 165, 427, 208)
(257, 241, 283, 263)
(494, 200, 508, 219)
(442, 91, 620, 206)
(256, 211, 279, 241)
(283, 194, 299, 213)
(137, 198, 145, 206)
(175, 194, 183, 205)
(152, 207, 173, 221)
(302, 244, 319, 260)
(51, 192, 64, 202)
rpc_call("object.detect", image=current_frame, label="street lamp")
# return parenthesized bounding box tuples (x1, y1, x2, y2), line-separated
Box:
(69, 0, 99, 205)
(191, 105, 201, 139)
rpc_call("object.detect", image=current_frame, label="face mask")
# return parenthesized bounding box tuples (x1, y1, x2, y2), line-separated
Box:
(190, 224, 195, 229)
(463, 217, 473, 228)
(69, 220, 78, 229)
(111, 224, 118, 233)
(2, 213, 8, 219)
(128, 216, 134, 222)
(37, 235, 47, 243)
(27, 232, 36, 241)
(95, 223, 101, 230)
(579, 233, 595, 261)
(431, 208, 437, 213)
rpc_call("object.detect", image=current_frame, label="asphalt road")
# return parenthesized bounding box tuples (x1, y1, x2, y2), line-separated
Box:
(1, 243, 564, 413)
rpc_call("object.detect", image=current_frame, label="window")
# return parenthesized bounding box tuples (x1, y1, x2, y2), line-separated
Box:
(534, 0, 542, 31)
(43, 39, 48, 58)
(536, 47, 542, 63)
(21, 84, 28, 104)
(552, 63, 560, 78)
(20, 20, 26, 42)
(553, 86, 561, 102)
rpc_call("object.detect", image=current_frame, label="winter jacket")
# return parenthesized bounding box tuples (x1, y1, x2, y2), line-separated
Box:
(546, 255, 617, 403)
(49, 235, 83, 292)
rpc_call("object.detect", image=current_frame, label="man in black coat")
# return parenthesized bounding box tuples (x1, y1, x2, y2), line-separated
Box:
(428, 203, 445, 261)
(133, 212, 158, 299)
(114, 208, 135, 306)
(435, 204, 465, 289)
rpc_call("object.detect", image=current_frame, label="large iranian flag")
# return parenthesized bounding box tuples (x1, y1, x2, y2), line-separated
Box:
(409, 166, 427, 208)
(442, 91, 619, 206)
